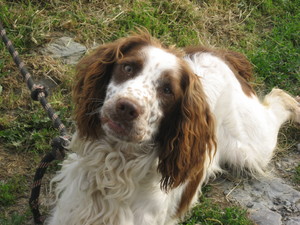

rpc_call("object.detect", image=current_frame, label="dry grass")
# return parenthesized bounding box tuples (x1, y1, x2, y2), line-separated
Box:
(0, 55, 71, 110)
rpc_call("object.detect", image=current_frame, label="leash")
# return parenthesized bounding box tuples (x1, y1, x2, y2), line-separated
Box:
(0, 22, 71, 224)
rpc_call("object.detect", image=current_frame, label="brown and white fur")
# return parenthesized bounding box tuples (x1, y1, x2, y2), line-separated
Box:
(46, 32, 300, 225)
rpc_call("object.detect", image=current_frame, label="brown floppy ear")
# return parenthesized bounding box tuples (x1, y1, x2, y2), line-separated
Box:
(73, 42, 119, 139)
(73, 32, 155, 139)
(157, 67, 216, 191)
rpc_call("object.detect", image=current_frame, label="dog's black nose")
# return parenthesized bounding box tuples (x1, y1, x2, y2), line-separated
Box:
(116, 99, 141, 121)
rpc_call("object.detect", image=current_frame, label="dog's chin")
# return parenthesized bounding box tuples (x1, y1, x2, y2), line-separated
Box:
(101, 118, 146, 144)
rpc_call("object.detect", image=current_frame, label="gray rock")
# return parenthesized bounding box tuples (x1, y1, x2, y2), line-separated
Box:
(247, 202, 254, 208)
(249, 206, 282, 225)
(218, 176, 300, 225)
(286, 217, 300, 225)
(40, 37, 86, 64)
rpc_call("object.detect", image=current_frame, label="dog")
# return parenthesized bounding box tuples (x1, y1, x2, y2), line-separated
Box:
(46, 31, 300, 225)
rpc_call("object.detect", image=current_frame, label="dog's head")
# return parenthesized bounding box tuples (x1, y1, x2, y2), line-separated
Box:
(73, 31, 216, 190)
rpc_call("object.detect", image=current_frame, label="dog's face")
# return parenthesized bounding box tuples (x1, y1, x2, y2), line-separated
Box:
(101, 46, 185, 143)
(74, 32, 215, 190)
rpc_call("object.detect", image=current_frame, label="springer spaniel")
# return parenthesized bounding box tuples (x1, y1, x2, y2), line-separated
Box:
(46, 32, 300, 225)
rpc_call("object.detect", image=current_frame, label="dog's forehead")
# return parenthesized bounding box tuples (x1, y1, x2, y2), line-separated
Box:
(106, 46, 180, 99)
(142, 46, 179, 75)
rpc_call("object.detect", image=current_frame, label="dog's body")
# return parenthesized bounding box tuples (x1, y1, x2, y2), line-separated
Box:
(46, 33, 299, 225)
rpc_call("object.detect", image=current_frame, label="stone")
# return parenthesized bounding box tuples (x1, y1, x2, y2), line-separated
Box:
(249, 207, 282, 225)
(40, 37, 86, 64)
(286, 217, 300, 225)
(217, 176, 300, 225)
(246, 202, 254, 208)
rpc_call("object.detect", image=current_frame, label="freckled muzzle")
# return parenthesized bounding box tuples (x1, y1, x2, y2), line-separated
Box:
(100, 97, 148, 142)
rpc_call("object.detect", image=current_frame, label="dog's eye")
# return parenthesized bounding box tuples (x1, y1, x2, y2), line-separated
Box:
(122, 64, 133, 74)
(163, 84, 173, 95)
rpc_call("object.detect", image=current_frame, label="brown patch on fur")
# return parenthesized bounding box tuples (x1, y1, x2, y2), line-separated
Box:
(73, 31, 161, 140)
(112, 48, 145, 84)
(157, 60, 216, 191)
(157, 69, 184, 111)
(176, 169, 204, 217)
(185, 46, 255, 97)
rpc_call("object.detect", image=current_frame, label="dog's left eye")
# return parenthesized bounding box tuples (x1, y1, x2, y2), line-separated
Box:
(122, 64, 133, 74)
(162, 84, 173, 95)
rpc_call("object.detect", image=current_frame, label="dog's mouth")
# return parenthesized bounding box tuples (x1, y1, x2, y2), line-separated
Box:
(101, 115, 148, 143)
(101, 116, 142, 142)
(102, 117, 128, 136)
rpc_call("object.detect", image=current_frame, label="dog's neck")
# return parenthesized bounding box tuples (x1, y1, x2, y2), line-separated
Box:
(66, 132, 160, 196)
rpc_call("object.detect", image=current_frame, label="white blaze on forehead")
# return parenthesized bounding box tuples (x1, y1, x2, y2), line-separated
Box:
(142, 46, 179, 75)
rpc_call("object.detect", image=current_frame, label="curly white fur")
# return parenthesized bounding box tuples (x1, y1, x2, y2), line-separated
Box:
(47, 134, 191, 225)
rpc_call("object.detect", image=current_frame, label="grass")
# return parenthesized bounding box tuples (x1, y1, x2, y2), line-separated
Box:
(0, 0, 299, 224)
(181, 194, 254, 225)
(0, 182, 17, 207)
(0, 176, 27, 207)
(0, 106, 72, 153)
(248, 0, 300, 94)
(179, 186, 254, 225)
(0, 213, 28, 225)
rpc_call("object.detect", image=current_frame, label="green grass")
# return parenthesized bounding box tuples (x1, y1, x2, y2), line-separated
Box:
(0, 106, 71, 153)
(0, 183, 16, 207)
(181, 196, 253, 225)
(0, 213, 27, 225)
(180, 186, 254, 225)
(110, 1, 201, 46)
(0, 0, 299, 224)
(0, 176, 27, 207)
(247, 0, 300, 95)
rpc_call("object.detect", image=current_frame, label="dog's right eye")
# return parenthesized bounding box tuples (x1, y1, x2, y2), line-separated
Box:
(122, 64, 133, 74)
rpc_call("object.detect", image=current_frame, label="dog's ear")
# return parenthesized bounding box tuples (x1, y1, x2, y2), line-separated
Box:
(73, 41, 121, 139)
(73, 32, 155, 139)
(157, 66, 216, 191)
